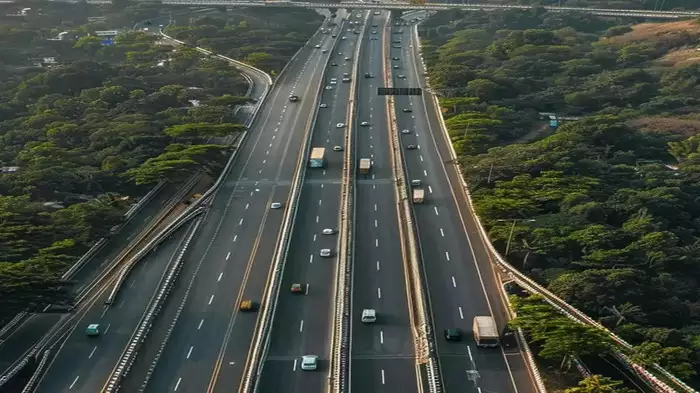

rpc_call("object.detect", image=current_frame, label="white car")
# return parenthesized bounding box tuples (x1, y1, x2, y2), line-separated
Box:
(333, 145, 344, 151)
(360, 121, 369, 126)
(322, 49, 328, 53)
(301, 355, 319, 371)
(322, 228, 336, 235)
(325, 86, 333, 90)
(320, 103, 328, 108)
(314, 44, 321, 48)
(336, 123, 345, 128)
(401, 129, 411, 134)
(270, 202, 282, 209)
(341, 36, 347, 40)
(319, 249, 333, 257)
(330, 80, 337, 85)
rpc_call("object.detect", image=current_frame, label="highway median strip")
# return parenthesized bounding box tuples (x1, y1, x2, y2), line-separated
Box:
(329, 11, 366, 393)
(383, 15, 441, 393)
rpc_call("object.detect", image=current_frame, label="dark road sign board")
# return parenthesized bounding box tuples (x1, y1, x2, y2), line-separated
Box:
(378, 87, 422, 96)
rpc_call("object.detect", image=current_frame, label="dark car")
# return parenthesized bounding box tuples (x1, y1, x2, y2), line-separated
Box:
(402, 108, 412, 113)
(444, 328, 462, 341)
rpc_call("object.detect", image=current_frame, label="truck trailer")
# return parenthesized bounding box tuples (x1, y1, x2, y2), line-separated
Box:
(473, 316, 499, 347)
(359, 158, 371, 174)
(309, 147, 326, 168)
(412, 189, 424, 203)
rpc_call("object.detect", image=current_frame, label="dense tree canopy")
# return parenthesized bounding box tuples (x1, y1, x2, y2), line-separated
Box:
(0, 4, 320, 324)
(163, 8, 323, 75)
(422, 8, 700, 386)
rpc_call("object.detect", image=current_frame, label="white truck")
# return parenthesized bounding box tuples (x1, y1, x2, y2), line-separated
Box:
(359, 158, 371, 174)
(473, 316, 499, 347)
(412, 188, 424, 204)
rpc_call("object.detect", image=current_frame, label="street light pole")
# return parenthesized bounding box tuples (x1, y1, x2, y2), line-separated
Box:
(505, 220, 516, 256)
(497, 218, 536, 256)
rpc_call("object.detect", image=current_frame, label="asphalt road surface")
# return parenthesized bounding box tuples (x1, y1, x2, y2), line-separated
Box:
(130, 25, 342, 393)
(350, 11, 417, 393)
(33, 225, 192, 393)
(389, 20, 533, 393)
(256, 15, 363, 393)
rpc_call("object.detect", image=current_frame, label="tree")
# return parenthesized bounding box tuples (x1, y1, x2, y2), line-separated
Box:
(564, 375, 629, 393)
(631, 342, 696, 380)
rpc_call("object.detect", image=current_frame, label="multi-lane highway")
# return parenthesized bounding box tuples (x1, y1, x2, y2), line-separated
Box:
(122, 21, 343, 393)
(389, 18, 533, 393)
(32, 224, 193, 393)
(349, 11, 417, 393)
(255, 14, 362, 393)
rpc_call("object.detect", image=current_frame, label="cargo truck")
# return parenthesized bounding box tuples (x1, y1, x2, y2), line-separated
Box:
(309, 147, 326, 168)
(412, 189, 424, 203)
(473, 316, 499, 347)
(359, 158, 371, 174)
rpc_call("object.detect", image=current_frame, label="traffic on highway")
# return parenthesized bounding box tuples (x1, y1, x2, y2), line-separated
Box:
(1, 8, 541, 393)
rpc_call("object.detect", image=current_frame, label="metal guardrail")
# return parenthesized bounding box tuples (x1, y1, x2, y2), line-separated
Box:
(0, 181, 189, 389)
(20, 350, 49, 393)
(0, 180, 167, 347)
(104, 174, 201, 306)
(136, 208, 217, 393)
(247, 17, 341, 393)
(0, 312, 28, 340)
(411, 19, 697, 393)
(383, 18, 439, 392)
(329, 11, 364, 393)
(102, 215, 204, 393)
(3, 204, 204, 390)
(63, 181, 167, 282)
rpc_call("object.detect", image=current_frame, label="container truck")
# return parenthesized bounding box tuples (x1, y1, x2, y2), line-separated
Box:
(412, 189, 424, 203)
(309, 147, 326, 168)
(359, 158, 371, 174)
(473, 316, 499, 347)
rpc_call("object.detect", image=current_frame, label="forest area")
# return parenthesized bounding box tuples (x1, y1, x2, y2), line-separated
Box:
(0, 2, 321, 324)
(420, 7, 700, 390)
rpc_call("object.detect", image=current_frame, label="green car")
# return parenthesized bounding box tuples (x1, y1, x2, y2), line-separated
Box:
(86, 323, 100, 336)
(444, 328, 462, 341)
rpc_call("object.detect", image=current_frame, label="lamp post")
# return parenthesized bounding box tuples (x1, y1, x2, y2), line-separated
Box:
(496, 218, 536, 256)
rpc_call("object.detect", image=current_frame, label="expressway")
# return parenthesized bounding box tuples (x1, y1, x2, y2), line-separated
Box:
(122, 20, 345, 393)
(255, 13, 362, 393)
(389, 18, 533, 393)
(349, 11, 417, 393)
(32, 224, 193, 393)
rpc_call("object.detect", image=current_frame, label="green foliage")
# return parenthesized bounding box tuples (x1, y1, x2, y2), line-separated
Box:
(0, 4, 318, 325)
(564, 375, 635, 393)
(511, 295, 613, 364)
(163, 8, 322, 74)
(423, 9, 700, 383)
